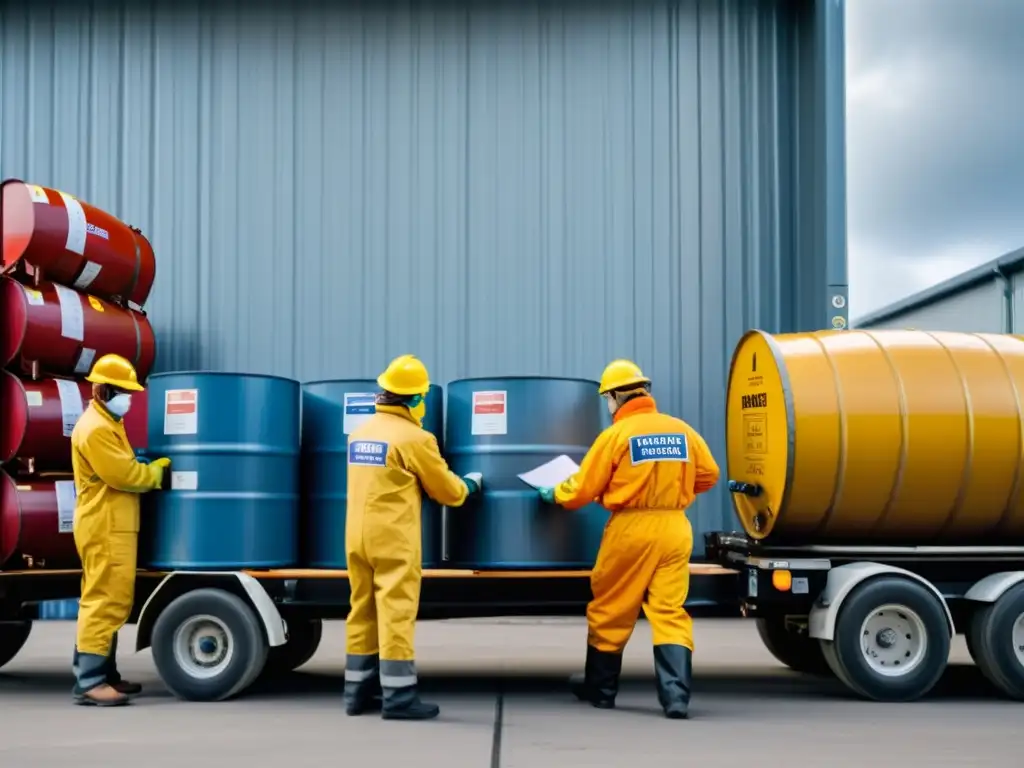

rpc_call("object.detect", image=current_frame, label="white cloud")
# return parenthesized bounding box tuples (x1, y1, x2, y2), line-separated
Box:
(845, 0, 1024, 317)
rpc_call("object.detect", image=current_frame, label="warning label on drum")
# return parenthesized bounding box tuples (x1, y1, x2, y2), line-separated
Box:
(344, 392, 376, 435)
(164, 389, 199, 435)
(471, 391, 508, 436)
(55, 480, 77, 534)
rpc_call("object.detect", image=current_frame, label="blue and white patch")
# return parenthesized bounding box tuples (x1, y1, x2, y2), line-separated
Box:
(628, 433, 689, 465)
(348, 440, 388, 467)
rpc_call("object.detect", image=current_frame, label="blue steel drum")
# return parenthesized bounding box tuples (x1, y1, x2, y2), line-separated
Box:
(38, 599, 79, 620)
(141, 373, 301, 570)
(300, 382, 444, 569)
(444, 377, 611, 569)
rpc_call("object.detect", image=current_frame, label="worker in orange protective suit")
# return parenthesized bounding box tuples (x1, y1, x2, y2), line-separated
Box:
(70, 354, 171, 707)
(344, 354, 483, 721)
(537, 359, 720, 719)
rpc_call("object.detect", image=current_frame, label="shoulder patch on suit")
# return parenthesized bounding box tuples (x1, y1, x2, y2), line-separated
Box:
(348, 440, 388, 467)
(628, 433, 689, 465)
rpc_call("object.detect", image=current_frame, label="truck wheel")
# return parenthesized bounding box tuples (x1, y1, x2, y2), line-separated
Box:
(261, 618, 323, 677)
(968, 583, 1024, 700)
(755, 617, 832, 675)
(151, 588, 269, 702)
(0, 621, 32, 669)
(823, 576, 949, 702)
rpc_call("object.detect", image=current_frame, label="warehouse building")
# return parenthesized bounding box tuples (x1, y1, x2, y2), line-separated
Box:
(854, 246, 1024, 333)
(0, 0, 848, 548)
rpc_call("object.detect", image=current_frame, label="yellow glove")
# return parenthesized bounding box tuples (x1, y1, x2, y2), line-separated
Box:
(152, 457, 171, 469)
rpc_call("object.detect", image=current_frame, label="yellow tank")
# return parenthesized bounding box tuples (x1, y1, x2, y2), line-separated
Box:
(725, 329, 1024, 544)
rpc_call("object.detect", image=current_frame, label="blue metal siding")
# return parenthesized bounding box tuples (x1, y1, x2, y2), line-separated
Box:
(0, 0, 847, 549)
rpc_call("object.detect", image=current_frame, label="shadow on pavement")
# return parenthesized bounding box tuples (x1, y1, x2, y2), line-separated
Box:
(0, 663, 1004, 703)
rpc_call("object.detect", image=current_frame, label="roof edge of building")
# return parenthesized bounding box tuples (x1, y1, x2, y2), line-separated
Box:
(852, 245, 1024, 328)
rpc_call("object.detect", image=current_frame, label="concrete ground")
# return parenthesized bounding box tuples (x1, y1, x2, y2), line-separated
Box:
(0, 618, 1018, 768)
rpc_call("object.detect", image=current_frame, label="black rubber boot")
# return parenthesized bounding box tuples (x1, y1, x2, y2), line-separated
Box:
(345, 653, 383, 716)
(381, 685, 440, 721)
(569, 645, 622, 709)
(653, 644, 692, 719)
(380, 659, 439, 721)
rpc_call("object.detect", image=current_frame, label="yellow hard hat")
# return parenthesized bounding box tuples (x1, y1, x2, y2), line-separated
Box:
(598, 359, 650, 394)
(85, 353, 145, 392)
(377, 354, 430, 396)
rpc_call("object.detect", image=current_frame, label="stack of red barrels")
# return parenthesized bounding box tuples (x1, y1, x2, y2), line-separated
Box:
(0, 179, 159, 572)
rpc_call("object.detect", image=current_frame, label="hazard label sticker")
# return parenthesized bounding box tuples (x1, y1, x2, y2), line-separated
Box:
(27, 184, 49, 204)
(343, 392, 376, 435)
(164, 389, 199, 435)
(471, 390, 508, 436)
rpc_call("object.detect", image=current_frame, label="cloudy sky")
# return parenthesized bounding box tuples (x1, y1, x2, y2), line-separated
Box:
(846, 0, 1024, 319)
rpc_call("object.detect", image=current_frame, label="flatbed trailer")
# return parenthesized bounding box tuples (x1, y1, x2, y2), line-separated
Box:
(0, 562, 739, 702)
(8, 532, 1024, 705)
(705, 531, 1024, 703)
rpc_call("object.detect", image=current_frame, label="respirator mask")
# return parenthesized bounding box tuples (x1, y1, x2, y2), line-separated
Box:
(106, 393, 132, 418)
(407, 393, 426, 425)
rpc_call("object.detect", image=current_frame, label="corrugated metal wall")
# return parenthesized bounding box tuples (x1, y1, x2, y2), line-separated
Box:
(856, 279, 1008, 333)
(1, 0, 845, 548)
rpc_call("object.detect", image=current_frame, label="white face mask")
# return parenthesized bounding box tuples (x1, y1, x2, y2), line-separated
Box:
(605, 395, 617, 416)
(106, 394, 132, 418)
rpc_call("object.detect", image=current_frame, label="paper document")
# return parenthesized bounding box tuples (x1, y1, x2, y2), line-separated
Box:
(518, 455, 581, 490)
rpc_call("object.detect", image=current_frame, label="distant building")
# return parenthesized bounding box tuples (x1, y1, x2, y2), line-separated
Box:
(853, 247, 1024, 333)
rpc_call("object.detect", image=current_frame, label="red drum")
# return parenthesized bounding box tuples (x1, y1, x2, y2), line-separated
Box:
(0, 470, 80, 570)
(1, 276, 157, 381)
(2, 179, 156, 308)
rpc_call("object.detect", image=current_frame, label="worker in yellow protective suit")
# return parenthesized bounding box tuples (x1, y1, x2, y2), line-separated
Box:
(344, 354, 483, 721)
(537, 360, 720, 719)
(70, 354, 171, 707)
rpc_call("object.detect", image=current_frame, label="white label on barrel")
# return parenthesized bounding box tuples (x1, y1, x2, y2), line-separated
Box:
(26, 391, 43, 407)
(53, 284, 85, 341)
(54, 480, 77, 534)
(74, 348, 97, 375)
(164, 389, 199, 435)
(22, 285, 44, 306)
(171, 471, 198, 491)
(27, 184, 49, 204)
(60, 192, 88, 256)
(72, 260, 102, 291)
(55, 378, 85, 436)
(471, 390, 508, 436)
(343, 392, 377, 435)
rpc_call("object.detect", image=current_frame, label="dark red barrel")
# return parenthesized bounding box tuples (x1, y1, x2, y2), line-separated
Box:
(0, 372, 91, 471)
(0, 470, 80, 570)
(1, 179, 156, 308)
(1, 276, 157, 381)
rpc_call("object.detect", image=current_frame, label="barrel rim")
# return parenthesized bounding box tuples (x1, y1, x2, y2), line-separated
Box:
(0, 277, 30, 368)
(0, 370, 28, 463)
(147, 371, 300, 385)
(726, 329, 797, 540)
(0, 467, 21, 567)
(447, 376, 600, 387)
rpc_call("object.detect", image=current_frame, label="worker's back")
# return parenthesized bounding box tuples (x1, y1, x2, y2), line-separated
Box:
(595, 397, 720, 513)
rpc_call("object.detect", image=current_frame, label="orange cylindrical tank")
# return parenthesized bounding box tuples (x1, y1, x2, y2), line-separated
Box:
(1, 179, 156, 308)
(725, 329, 1024, 545)
(0, 470, 81, 570)
(1, 276, 157, 381)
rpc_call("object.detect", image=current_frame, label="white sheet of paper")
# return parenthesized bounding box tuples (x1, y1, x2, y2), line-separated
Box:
(517, 455, 581, 490)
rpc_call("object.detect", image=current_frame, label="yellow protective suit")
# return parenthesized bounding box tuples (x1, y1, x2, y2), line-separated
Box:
(71, 401, 164, 658)
(554, 395, 720, 653)
(345, 405, 472, 662)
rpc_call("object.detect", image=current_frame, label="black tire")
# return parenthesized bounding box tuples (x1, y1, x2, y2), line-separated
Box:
(968, 583, 1024, 700)
(261, 618, 323, 677)
(0, 622, 32, 669)
(150, 588, 269, 702)
(826, 576, 950, 702)
(755, 617, 832, 676)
